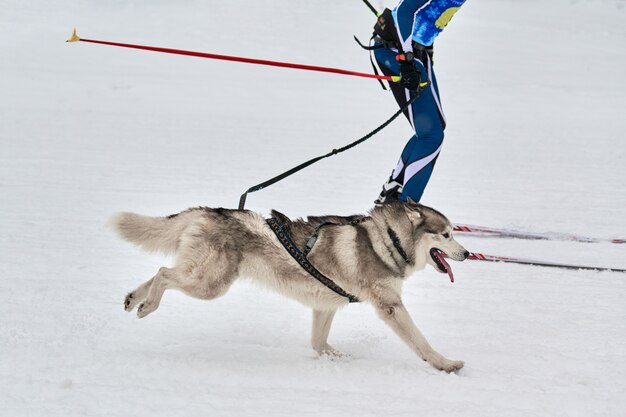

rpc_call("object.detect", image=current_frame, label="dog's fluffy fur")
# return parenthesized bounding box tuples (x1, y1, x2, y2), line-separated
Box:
(112, 200, 468, 372)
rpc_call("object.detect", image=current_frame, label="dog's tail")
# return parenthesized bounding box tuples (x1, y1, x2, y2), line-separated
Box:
(110, 210, 199, 254)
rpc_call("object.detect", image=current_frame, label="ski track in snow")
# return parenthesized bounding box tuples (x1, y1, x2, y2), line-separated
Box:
(1, 1, 625, 416)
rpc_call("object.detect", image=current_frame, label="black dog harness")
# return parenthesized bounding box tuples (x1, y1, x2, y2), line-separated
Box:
(266, 216, 360, 303)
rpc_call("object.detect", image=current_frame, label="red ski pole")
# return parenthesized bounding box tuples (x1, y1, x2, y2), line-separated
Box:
(66, 29, 400, 83)
(466, 252, 626, 273)
(454, 223, 625, 244)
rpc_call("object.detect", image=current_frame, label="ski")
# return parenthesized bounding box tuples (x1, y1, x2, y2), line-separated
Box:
(453, 223, 625, 244)
(466, 252, 626, 273)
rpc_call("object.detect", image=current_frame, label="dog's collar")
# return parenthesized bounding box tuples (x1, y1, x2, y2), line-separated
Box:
(387, 227, 412, 265)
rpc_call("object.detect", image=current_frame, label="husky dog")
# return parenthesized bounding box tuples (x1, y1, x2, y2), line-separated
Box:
(112, 200, 469, 372)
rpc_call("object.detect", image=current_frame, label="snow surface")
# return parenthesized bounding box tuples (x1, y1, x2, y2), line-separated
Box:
(1, 0, 626, 416)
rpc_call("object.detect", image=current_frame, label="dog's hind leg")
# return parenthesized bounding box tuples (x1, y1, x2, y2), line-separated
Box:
(135, 266, 180, 318)
(375, 301, 464, 372)
(124, 276, 156, 312)
(156, 253, 239, 304)
(311, 309, 344, 357)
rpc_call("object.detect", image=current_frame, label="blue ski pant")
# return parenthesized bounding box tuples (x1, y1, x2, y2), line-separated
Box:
(373, 47, 446, 203)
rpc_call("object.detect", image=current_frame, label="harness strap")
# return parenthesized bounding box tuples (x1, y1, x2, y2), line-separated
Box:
(302, 216, 371, 256)
(354, 35, 388, 91)
(302, 221, 336, 257)
(266, 217, 360, 303)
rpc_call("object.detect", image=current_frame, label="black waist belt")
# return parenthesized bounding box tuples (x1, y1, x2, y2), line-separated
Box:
(368, 37, 432, 53)
(266, 217, 360, 303)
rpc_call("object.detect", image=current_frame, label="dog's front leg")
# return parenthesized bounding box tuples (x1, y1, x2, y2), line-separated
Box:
(311, 309, 344, 357)
(375, 302, 464, 372)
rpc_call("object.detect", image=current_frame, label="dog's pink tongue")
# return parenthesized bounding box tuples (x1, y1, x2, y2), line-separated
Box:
(436, 252, 454, 283)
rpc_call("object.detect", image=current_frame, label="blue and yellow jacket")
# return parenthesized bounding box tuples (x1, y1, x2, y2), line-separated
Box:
(392, 0, 466, 50)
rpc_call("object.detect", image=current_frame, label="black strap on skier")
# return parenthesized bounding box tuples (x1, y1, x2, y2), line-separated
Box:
(354, 35, 388, 90)
(238, 92, 419, 210)
(372, 8, 404, 51)
(266, 216, 360, 303)
(354, 7, 405, 91)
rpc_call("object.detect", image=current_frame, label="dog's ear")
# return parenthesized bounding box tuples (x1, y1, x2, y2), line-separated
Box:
(403, 199, 423, 226)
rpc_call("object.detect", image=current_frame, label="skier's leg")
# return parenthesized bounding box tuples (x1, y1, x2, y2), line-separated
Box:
(374, 49, 445, 202)
(399, 55, 445, 202)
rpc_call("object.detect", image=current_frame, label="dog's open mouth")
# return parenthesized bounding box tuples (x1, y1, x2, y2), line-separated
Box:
(430, 248, 454, 283)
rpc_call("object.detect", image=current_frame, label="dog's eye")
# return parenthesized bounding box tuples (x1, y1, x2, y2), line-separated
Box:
(442, 233, 450, 239)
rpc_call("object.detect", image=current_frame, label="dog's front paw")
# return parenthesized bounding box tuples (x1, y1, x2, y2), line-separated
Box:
(424, 353, 464, 373)
(429, 358, 464, 373)
(439, 359, 464, 373)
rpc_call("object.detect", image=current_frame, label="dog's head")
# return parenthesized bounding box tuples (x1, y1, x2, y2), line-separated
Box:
(402, 198, 469, 282)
